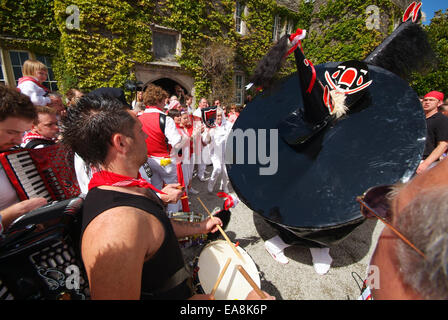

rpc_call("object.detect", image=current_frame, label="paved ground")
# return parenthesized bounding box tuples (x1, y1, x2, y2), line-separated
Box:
(183, 166, 384, 300)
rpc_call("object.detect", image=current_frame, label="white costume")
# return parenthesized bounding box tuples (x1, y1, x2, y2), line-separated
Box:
(203, 116, 232, 193)
(17, 77, 51, 107)
(0, 164, 20, 210)
(139, 106, 189, 213)
(192, 108, 211, 180)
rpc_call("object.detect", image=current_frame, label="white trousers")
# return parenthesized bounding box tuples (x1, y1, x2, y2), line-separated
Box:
(139, 157, 180, 213)
(208, 153, 228, 191)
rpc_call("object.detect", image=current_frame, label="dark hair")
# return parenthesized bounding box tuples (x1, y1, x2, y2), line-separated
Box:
(167, 108, 181, 119)
(61, 94, 136, 167)
(0, 84, 37, 122)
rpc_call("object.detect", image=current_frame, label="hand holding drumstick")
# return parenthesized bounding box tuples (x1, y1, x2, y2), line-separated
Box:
(197, 197, 245, 262)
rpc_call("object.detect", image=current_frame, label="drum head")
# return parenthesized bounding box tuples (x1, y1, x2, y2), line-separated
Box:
(227, 63, 426, 246)
(197, 240, 260, 300)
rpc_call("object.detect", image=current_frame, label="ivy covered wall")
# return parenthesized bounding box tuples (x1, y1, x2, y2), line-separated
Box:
(0, 0, 59, 54)
(5, 0, 440, 101)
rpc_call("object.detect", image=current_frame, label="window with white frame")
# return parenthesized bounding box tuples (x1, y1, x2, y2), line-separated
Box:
(9, 50, 29, 86)
(235, 1, 244, 34)
(36, 55, 58, 91)
(1, 49, 58, 90)
(273, 16, 296, 42)
(151, 25, 181, 63)
(235, 73, 244, 106)
(0, 55, 5, 85)
(287, 19, 296, 35)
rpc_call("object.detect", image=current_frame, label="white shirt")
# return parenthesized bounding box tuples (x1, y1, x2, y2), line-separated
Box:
(0, 164, 20, 210)
(17, 77, 51, 106)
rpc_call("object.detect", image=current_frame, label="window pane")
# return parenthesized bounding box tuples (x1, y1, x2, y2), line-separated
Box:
(0, 55, 4, 84)
(273, 16, 279, 41)
(236, 1, 243, 33)
(235, 74, 244, 105)
(20, 52, 29, 63)
(13, 66, 23, 81)
(153, 32, 177, 61)
(9, 51, 29, 84)
(9, 51, 20, 65)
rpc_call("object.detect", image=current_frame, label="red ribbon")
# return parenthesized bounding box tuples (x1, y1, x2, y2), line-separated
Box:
(176, 162, 190, 212)
(285, 28, 305, 57)
(217, 192, 234, 210)
(305, 59, 317, 94)
(88, 170, 165, 195)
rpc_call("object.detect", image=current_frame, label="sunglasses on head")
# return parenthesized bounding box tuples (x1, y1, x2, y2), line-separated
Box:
(356, 185, 426, 259)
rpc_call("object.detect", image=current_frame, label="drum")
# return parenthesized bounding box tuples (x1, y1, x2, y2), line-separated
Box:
(169, 212, 207, 248)
(193, 240, 261, 300)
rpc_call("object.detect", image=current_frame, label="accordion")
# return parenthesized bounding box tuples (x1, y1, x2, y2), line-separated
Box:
(0, 144, 81, 202)
(0, 197, 90, 300)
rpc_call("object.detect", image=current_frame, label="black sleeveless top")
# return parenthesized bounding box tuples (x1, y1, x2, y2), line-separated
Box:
(81, 188, 191, 300)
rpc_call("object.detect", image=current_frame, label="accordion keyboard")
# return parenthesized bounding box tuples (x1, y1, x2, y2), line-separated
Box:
(6, 151, 53, 201)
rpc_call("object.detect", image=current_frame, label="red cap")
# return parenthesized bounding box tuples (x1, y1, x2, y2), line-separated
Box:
(424, 91, 444, 101)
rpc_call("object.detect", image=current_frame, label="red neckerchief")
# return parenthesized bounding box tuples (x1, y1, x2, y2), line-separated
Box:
(88, 170, 165, 194)
(18, 76, 49, 92)
(22, 131, 54, 145)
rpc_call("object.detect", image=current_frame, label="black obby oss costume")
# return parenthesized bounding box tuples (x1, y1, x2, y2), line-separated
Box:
(227, 2, 435, 247)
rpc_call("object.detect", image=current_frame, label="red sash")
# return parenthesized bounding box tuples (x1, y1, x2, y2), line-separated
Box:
(174, 124, 190, 212)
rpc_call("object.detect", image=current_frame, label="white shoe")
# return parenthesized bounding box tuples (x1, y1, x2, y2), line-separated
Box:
(189, 187, 199, 195)
(309, 247, 332, 275)
(264, 243, 289, 264)
(198, 176, 208, 182)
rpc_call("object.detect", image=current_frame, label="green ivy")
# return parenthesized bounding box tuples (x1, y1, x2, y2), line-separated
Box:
(409, 9, 448, 96)
(52, 0, 154, 92)
(303, 0, 401, 64)
(0, 0, 59, 54)
(6, 0, 440, 102)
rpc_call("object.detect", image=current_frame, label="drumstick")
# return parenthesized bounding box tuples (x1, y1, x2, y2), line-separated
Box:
(210, 257, 232, 299)
(197, 197, 245, 262)
(236, 265, 266, 299)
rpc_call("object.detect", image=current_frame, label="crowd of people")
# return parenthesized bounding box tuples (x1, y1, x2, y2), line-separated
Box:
(0, 58, 447, 300)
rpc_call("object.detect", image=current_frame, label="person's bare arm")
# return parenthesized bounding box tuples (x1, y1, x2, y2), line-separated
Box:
(170, 216, 222, 239)
(81, 207, 163, 299)
(417, 141, 448, 174)
(0, 198, 47, 230)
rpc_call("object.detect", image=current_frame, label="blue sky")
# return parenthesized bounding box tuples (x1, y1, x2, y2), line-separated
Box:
(421, 0, 447, 25)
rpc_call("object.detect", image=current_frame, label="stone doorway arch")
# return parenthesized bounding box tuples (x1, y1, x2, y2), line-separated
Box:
(135, 63, 195, 105)
(152, 78, 188, 101)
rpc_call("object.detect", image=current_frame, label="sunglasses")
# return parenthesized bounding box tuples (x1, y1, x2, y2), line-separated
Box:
(356, 185, 426, 259)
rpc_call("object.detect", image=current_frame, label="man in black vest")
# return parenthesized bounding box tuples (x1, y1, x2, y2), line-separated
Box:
(61, 94, 223, 299)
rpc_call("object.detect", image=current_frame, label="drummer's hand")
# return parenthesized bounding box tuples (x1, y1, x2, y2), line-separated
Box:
(159, 183, 184, 204)
(188, 294, 214, 300)
(245, 289, 276, 300)
(202, 216, 223, 234)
